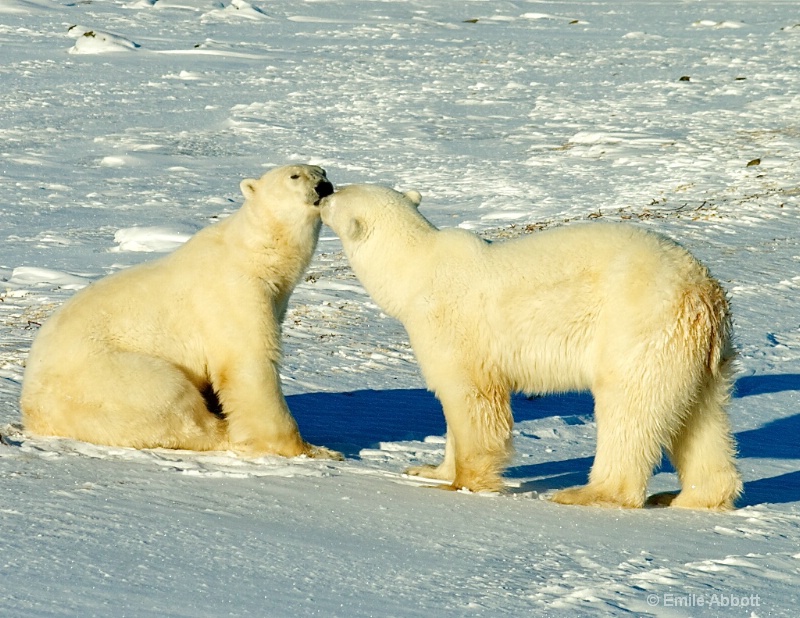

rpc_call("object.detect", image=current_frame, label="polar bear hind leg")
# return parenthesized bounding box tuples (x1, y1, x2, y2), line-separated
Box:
(651, 367, 742, 510)
(554, 276, 742, 510)
(552, 321, 705, 509)
(24, 351, 228, 451)
(552, 382, 672, 508)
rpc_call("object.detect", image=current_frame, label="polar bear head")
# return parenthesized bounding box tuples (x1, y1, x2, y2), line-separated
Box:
(320, 184, 425, 247)
(239, 164, 333, 230)
(320, 184, 433, 317)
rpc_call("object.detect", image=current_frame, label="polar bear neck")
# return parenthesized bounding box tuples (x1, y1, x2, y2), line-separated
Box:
(226, 201, 321, 292)
(350, 219, 438, 320)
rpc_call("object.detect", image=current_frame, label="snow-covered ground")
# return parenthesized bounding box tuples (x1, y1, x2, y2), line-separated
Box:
(2, 0, 799, 615)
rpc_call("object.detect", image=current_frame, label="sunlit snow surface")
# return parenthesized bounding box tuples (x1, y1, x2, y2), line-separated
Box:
(1, 1, 799, 616)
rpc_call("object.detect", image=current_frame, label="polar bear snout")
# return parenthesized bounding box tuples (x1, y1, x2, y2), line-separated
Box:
(313, 179, 334, 205)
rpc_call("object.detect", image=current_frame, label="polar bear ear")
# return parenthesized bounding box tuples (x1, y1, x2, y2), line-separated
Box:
(240, 179, 258, 200)
(404, 190, 422, 208)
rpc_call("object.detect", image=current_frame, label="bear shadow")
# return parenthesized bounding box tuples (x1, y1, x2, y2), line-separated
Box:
(733, 373, 800, 507)
(502, 392, 597, 494)
(289, 388, 598, 495)
(288, 374, 800, 506)
(287, 388, 444, 459)
(287, 389, 569, 459)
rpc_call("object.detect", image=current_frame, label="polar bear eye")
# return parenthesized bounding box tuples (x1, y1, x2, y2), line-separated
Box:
(290, 174, 301, 180)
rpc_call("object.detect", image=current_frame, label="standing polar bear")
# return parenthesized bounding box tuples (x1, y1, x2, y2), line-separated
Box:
(321, 184, 742, 510)
(21, 164, 342, 460)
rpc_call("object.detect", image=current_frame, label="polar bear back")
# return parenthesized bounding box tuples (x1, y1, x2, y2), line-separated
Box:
(416, 223, 705, 319)
(401, 223, 717, 396)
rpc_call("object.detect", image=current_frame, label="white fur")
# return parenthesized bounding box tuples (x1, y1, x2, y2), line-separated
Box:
(321, 184, 742, 509)
(21, 164, 341, 460)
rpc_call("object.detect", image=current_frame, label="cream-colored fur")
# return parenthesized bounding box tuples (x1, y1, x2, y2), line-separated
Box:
(321, 184, 742, 509)
(21, 164, 342, 460)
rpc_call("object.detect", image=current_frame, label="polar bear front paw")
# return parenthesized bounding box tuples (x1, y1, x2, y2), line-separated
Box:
(405, 463, 454, 482)
(303, 443, 344, 461)
(551, 484, 644, 509)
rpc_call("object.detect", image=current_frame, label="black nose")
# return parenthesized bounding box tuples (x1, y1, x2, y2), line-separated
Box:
(315, 180, 334, 200)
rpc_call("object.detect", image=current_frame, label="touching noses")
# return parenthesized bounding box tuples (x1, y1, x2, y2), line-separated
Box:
(315, 178, 334, 201)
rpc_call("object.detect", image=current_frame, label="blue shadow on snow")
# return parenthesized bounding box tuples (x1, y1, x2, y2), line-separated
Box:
(288, 374, 800, 505)
(288, 389, 576, 458)
(733, 373, 800, 506)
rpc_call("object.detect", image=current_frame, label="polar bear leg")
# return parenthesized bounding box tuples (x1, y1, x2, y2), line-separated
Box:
(406, 430, 456, 482)
(657, 375, 742, 510)
(431, 383, 513, 493)
(552, 386, 667, 508)
(25, 351, 228, 451)
(215, 360, 343, 460)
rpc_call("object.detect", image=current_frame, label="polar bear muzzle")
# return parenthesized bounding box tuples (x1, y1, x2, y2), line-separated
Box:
(313, 179, 334, 205)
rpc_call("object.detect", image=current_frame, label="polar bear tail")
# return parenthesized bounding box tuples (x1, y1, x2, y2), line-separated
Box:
(698, 277, 736, 379)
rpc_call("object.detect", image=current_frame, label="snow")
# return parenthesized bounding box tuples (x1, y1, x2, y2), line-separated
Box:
(67, 26, 142, 54)
(1, 0, 799, 616)
(111, 226, 192, 252)
(8, 266, 90, 290)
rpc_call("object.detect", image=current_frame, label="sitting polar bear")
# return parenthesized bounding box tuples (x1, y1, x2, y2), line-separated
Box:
(21, 164, 342, 460)
(321, 184, 742, 509)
